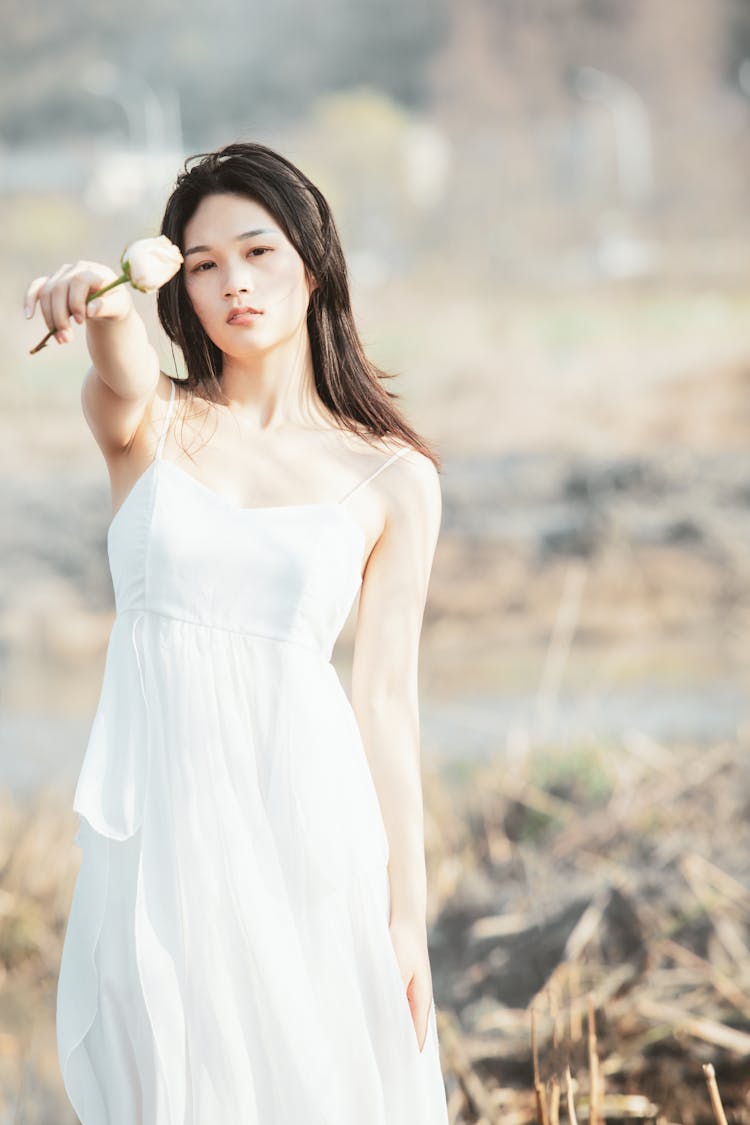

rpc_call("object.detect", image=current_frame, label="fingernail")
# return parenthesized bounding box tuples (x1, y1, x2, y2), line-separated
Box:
(88, 301, 100, 316)
(24, 306, 31, 318)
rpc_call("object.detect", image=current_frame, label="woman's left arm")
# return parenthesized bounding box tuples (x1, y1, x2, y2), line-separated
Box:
(350, 447, 442, 1051)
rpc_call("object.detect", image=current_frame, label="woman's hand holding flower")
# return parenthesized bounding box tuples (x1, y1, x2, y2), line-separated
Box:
(26, 235, 183, 354)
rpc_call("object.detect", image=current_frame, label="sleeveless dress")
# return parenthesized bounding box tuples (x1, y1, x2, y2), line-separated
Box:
(56, 376, 450, 1125)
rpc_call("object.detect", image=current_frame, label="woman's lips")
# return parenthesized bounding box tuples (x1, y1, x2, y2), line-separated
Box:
(227, 311, 262, 325)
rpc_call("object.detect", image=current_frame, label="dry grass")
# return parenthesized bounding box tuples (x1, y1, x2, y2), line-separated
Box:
(2, 728, 749, 1122)
(421, 729, 750, 1124)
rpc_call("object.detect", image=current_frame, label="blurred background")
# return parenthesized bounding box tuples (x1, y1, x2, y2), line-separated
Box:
(2, 0, 750, 1121)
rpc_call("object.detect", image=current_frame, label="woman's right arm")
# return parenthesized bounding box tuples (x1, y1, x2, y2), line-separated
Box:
(24, 260, 161, 455)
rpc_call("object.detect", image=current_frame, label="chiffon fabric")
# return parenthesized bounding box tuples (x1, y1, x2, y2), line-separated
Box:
(56, 377, 450, 1124)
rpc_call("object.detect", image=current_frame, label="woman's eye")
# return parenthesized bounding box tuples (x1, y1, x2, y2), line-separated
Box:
(192, 248, 268, 273)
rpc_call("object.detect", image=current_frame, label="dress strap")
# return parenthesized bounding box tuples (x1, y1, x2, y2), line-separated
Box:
(154, 378, 176, 461)
(338, 444, 412, 504)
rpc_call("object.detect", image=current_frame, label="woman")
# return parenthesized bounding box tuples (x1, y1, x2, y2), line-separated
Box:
(28, 141, 449, 1123)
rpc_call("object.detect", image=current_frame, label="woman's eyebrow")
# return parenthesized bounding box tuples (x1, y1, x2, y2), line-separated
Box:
(184, 228, 279, 257)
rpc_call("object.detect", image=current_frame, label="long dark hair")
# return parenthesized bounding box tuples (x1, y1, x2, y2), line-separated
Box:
(156, 141, 440, 471)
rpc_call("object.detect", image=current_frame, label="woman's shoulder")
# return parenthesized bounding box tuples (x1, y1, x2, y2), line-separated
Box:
(330, 424, 437, 484)
(370, 435, 437, 479)
(334, 424, 418, 462)
(341, 430, 440, 508)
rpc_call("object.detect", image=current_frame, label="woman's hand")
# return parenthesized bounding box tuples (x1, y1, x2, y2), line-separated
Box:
(24, 260, 134, 347)
(388, 915, 434, 1053)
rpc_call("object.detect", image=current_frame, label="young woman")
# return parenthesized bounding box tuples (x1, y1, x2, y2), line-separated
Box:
(28, 142, 449, 1123)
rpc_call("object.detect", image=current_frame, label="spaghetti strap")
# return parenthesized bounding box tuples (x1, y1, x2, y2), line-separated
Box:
(338, 444, 412, 505)
(154, 378, 176, 461)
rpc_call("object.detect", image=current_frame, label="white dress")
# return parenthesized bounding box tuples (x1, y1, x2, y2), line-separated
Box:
(56, 376, 450, 1124)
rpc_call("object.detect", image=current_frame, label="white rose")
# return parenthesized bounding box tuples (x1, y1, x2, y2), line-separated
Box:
(121, 235, 183, 292)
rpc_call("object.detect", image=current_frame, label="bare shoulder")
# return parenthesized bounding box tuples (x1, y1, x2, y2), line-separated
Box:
(81, 363, 171, 461)
(120, 371, 179, 456)
(100, 370, 178, 485)
(384, 438, 438, 485)
(343, 428, 435, 473)
(355, 434, 442, 539)
(385, 443, 442, 525)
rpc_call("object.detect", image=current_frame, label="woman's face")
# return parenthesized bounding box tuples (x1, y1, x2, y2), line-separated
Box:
(182, 192, 316, 355)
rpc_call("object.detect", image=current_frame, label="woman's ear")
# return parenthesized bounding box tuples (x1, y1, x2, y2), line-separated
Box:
(305, 267, 319, 298)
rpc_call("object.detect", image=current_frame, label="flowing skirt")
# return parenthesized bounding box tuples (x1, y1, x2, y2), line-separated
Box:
(56, 610, 449, 1124)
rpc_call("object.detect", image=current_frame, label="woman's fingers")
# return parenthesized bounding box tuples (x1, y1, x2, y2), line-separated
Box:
(23, 276, 48, 322)
(37, 264, 69, 340)
(50, 264, 75, 341)
(387, 917, 434, 1052)
(67, 272, 97, 325)
(406, 973, 431, 1052)
(26, 262, 124, 346)
(35, 264, 92, 343)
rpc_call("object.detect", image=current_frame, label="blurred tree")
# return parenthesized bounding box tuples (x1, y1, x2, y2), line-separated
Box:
(0, 0, 451, 145)
(725, 0, 750, 87)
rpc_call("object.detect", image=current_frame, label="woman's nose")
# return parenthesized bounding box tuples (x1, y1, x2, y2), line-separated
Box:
(224, 264, 255, 297)
(225, 281, 252, 297)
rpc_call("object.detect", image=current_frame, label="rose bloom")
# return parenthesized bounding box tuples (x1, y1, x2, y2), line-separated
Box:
(123, 235, 183, 292)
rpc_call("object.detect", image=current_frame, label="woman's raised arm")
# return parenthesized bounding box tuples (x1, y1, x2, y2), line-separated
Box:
(24, 260, 160, 454)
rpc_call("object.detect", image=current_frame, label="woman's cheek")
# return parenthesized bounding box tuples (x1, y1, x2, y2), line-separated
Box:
(186, 291, 213, 332)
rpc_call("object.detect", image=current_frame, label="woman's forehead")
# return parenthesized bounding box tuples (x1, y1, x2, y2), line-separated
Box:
(185, 193, 282, 244)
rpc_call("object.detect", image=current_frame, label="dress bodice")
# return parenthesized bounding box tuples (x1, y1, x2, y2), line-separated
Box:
(106, 378, 411, 662)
